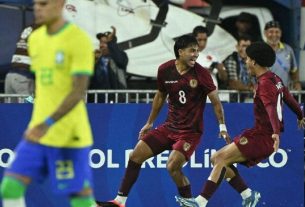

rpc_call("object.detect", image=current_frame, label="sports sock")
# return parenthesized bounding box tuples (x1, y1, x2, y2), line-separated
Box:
(195, 195, 208, 207)
(240, 188, 252, 200)
(228, 174, 248, 193)
(70, 196, 95, 207)
(201, 167, 226, 199)
(114, 195, 127, 205)
(226, 165, 249, 198)
(118, 160, 142, 196)
(200, 180, 218, 200)
(1, 176, 26, 207)
(178, 184, 192, 198)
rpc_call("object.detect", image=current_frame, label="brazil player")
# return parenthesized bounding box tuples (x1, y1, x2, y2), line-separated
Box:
(96, 35, 230, 207)
(176, 42, 305, 207)
(0, 1, 96, 207)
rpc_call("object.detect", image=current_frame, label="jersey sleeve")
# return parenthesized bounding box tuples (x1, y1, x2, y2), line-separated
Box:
(200, 67, 216, 94)
(70, 30, 94, 76)
(157, 67, 166, 92)
(283, 87, 303, 120)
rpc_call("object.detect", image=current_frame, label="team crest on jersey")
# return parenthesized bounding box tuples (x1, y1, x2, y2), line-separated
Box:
(55, 51, 65, 64)
(183, 142, 191, 152)
(239, 136, 248, 145)
(189, 79, 198, 88)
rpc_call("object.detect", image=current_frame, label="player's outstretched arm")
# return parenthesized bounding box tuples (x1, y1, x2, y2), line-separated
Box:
(208, 90, 231, 144)
(283, 87, 304, 121)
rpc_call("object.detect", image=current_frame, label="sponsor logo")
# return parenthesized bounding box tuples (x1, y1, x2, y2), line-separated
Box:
(189, 79, 198, 88)
(165, 80, 178, 84)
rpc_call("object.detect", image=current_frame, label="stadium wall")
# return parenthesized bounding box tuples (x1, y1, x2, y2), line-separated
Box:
(0, 104, 303, 207)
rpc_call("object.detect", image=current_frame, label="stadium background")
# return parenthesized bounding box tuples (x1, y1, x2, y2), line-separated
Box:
(0, 0, 304, 206)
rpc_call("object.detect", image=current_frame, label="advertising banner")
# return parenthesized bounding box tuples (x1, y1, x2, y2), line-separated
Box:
(0, 104, 303, 207)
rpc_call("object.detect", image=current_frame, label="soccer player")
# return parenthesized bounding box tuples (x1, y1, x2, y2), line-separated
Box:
(96, 35, 230, 207)
(0, 1, 96, 207)
(176, 42, 305, 207)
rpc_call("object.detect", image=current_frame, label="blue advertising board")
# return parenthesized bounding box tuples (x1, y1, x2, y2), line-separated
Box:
(0, 104, 303, 207)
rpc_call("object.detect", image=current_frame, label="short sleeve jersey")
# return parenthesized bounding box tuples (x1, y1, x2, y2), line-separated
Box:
(28, 23, 94, 148)
(254, 71, 284, 134)
(157, 60, 216, 133)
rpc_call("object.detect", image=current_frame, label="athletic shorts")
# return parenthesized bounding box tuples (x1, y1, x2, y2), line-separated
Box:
(234, 128, 274, 167)
(141, 124, 201, 160)
(7, 140, 93, 195)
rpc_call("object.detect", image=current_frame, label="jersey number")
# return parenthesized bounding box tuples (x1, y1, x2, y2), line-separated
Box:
(56, 160, 75, 179)
(41, 68, 53, 85)
(276, 92, 283, 121)
(179, 90, 186, 104)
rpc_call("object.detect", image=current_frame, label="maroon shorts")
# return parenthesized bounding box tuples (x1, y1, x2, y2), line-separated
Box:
(141, 124, 201, 160)
(234, 128, 274, 167)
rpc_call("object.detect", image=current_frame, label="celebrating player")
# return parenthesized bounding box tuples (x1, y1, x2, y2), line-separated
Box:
(176, 42, 305, 207)
(96, 35, 230, 207)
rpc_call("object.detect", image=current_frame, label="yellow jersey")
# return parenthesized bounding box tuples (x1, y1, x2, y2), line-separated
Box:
(28, 23, 94, 148)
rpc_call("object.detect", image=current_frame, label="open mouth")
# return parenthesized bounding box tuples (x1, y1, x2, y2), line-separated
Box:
(190, 58, 197, 65)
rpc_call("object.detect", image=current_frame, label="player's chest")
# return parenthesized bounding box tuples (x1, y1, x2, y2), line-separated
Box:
(163, 73, 201, 95)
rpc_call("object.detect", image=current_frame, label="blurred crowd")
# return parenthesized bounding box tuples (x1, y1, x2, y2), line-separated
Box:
(2, 10, 303, 103)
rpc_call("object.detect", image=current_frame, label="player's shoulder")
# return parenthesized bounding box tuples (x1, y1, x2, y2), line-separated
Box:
(194, 62, 210, 75)
(66, 23, 91, 40)
(28, 25, 46, 47)
(258, 71, 284, 93)
(158, 59, 175, 72)
(29, 25, 45, 39)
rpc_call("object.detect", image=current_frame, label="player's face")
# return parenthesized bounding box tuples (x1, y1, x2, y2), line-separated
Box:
(245, 56, 256, 76)
(195, 33, 207, 51)
(236, 40, 251, 59)
(33, 0, 63, 25)
(179, 44, 199, 68)
(264, 27, 281, 46)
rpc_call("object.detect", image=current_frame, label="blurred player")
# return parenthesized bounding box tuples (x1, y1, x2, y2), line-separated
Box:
(96, 35, 230, 207)
(0, 0, 96, 207)
(176, 42, 305, 207)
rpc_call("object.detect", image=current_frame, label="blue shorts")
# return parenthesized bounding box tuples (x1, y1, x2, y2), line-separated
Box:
(7, 140, 93, 195)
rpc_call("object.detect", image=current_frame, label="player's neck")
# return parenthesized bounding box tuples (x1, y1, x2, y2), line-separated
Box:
(256, 68, 268, 78)
(46, 17, 66, 35)
(175, 60, 190, 75)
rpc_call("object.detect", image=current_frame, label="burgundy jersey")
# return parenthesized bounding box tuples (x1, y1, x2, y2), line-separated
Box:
(157, 60, 216, 134)
(254, 71, 288, 134)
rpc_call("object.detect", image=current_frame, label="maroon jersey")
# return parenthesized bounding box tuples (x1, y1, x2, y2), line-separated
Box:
(157, 60, 216, 134)
(234, 71, 303, 166)
(254, 71, 303, 134)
